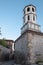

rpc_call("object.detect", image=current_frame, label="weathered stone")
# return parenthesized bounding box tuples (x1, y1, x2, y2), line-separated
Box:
(15, 30, 43, 64)
(0, 45, 10, 61)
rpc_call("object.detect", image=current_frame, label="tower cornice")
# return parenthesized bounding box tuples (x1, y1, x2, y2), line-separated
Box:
(23, 13, 37, 18)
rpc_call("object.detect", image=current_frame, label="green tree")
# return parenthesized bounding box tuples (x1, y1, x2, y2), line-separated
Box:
(0, 39, 7, 47)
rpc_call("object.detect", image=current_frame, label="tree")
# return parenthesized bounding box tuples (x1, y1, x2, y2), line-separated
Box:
(0, 39, 7, 47)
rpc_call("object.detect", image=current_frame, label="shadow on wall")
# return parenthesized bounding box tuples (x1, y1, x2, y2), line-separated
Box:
(14, 51, 28, 65)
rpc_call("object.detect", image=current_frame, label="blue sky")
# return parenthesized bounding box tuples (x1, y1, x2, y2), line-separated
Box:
(0, 0, 43, 40)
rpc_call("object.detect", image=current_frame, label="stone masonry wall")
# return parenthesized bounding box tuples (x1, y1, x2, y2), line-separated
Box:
(15, 32, 28, 55)
(15, 31, 43, 64)
(28, 32, 43, 63)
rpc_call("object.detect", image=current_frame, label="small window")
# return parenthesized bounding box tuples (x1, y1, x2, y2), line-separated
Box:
(28, 15, 30, 20)
(33, 15, 35, 21)
(32, 8, 34, 12)
(27, 7, 30, 12)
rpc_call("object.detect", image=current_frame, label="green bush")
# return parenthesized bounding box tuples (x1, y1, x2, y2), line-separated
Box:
(0, 39, 7, 47)
(36, 60, 43, 64)
(0, 52, 10, 61)
(4, 53, 9, 61)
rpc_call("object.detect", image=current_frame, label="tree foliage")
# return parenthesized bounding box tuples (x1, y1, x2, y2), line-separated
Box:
(0, 39, 7, 47)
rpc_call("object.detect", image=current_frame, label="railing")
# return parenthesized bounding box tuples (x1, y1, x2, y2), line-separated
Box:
(21, 22, 41, 34)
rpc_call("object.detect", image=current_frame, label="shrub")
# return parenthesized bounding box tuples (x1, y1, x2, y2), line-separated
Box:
(36, 60, 43, 64)
(0, 51, 10, 61)
(9, 52, 14, 60)
(4, 53, 10, 61)
(0, 39, 7, 47)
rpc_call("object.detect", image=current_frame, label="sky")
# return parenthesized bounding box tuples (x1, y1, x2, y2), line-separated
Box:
(0, 0, 43, 40)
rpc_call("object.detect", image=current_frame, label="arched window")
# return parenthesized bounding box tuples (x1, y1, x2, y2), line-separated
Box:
(33, 15, 35, 21)
(32, 8, 34, 12)
(27, 7, 30, 12)
(28, 15, 30, 20)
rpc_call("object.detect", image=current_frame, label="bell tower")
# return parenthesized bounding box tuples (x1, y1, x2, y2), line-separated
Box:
(23, 4, 36, 24)
(21, 4, 41, 34)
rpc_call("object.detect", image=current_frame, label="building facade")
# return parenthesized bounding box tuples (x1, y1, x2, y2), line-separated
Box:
(5, 39, 14, 51)
(0, 39, 15, 51)
(14, 4, 43, 64)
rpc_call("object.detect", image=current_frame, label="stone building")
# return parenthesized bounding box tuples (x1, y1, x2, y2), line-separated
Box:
(14, 4, 43, 64)
(5, 39, 14, 51)
(0, 39, 14, 51)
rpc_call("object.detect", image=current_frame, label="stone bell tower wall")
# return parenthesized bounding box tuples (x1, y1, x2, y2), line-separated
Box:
(27, 30, 43, 63)
(31, 32, 43, 62)
(15, 32, 28, 55)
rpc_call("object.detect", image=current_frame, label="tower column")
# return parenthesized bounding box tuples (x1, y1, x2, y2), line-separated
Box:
(21, 4, 41, 64)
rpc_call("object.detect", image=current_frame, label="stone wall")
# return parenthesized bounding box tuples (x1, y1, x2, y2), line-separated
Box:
(0, 45, 10, 61)
(15, 32, 28, 54)
(15, 31, 43, 64)
(30, 33, 43, 63)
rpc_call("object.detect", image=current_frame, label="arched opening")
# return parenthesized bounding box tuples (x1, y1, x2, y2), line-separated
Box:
(27, 7, 30, 12)
(28, 15, 30, 20)
(33, 15, 35, 21)
(32, 8, 34, 12)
